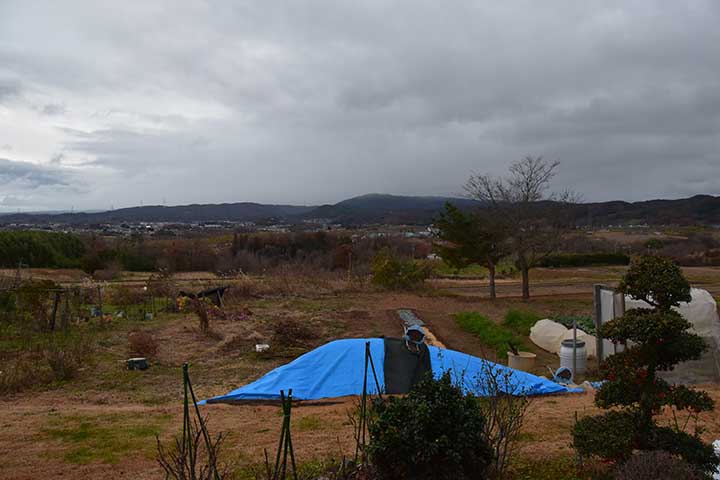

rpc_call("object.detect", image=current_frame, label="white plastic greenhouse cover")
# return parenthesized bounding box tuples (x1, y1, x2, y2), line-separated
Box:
(530, 288, 719, 361)
(624, 288, 720, 342)
(529, 319, 567, 353)
(530, 319, 598, 358)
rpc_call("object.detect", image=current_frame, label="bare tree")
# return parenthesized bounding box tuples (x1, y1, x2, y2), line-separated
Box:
(465, 156, 577, 299)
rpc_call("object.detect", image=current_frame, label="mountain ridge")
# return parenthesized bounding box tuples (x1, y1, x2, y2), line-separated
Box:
(1, 193, 719, 227)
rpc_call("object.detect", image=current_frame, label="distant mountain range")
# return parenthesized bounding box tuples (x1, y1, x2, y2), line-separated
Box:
(0, 202, 315, 225)
(1, 193, 719, 227)
(307, 194, 481, 225)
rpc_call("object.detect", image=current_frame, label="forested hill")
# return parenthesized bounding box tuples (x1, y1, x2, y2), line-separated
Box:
(306, 194, 482, 225)
(305, 194, 720, 226)
(0, 203, 315, 225)
(1, 193, 719, 227)
(576, 194, 720, 227)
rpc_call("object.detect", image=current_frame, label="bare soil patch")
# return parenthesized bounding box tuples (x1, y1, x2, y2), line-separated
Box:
(2, 266, 719, 479)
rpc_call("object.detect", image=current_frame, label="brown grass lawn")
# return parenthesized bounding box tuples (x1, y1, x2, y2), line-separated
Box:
(2, 266, 720, 479)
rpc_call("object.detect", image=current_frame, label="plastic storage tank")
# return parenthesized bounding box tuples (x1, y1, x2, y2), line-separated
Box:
(559, 339, 587, 376)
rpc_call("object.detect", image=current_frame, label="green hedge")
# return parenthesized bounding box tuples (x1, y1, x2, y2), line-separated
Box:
(537, 252, 630, 268)
(0, 231, 85, 268)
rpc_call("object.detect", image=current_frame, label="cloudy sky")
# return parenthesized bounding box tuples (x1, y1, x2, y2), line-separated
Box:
(1, 1, 719, 211)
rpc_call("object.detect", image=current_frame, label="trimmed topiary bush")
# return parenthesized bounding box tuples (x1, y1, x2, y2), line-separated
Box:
(573, 255, 718, 476)
(368, 373, 493, 480)
(617, 254, 691, 310)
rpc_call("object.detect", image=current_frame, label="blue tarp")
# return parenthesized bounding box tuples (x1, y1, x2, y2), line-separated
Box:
(204, 338, 578, 403)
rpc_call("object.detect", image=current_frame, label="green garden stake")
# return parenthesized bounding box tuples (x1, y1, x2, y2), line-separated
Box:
(273, 389, 297, 480)
(355, 341, 383, 464)
(354, 342, 370, 464)
(273, 390, 287, 479)
(181, 362, 221, 480)
(286, 390, 297, 480)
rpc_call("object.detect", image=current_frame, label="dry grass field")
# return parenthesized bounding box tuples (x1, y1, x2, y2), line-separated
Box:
(2, 266, 720, 479)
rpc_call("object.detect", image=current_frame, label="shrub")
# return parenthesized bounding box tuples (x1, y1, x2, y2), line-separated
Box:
(15, 279, 60, 330)
(503, 309, 541, 335)
(0, 330, 95, 394)
(455, 312, 525, 358)
(644, 238, 664, 251)
(156, 416, 228, 480)
(371, 248, 430, 290)
(0, 356, 49, 395)
(271, 319, 317, 347)
(572, 255, 718, 475)
(42, 332, 94, 381)
(367, 373, 493, 480)
(614, 450, 703, 480)
(128, 330, 159, 359)
(573, 411, 637, 462)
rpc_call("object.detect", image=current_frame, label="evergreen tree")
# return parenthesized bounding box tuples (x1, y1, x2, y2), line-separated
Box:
(573, 256, 718, 476)
(434, 203, 508, 299)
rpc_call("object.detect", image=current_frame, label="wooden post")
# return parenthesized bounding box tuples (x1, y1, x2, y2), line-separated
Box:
(593, 284, 604, 365)
(97, 285, 103, 312)
(61, 291, 70, 331)
(49, 291, 61, 331)
(572, 318, 577, 378)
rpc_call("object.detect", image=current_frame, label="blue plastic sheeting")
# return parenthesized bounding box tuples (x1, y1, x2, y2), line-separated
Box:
(204, 339, 385, 402)
(429, 347, 581, 396)
(203, 338, 578, 403)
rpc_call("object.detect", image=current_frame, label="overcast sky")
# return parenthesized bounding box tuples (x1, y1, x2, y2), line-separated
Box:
(1, 1, 719, 211)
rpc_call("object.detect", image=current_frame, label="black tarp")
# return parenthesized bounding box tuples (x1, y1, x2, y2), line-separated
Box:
(383, 337, 432, 394)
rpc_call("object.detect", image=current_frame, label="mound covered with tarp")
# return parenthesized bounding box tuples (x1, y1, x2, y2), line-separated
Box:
(204, 338, 578, 403)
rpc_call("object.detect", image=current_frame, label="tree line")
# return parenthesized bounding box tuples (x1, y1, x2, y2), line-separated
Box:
(0, 231, 86, 269)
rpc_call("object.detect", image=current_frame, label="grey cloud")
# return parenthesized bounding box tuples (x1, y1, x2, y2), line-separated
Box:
(0, 79, 21, 103)
(0, 1, 719, 208)
(0, 195, 23, 206)
(41, 103, 66, 115)
(0, 157, 74, 188)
